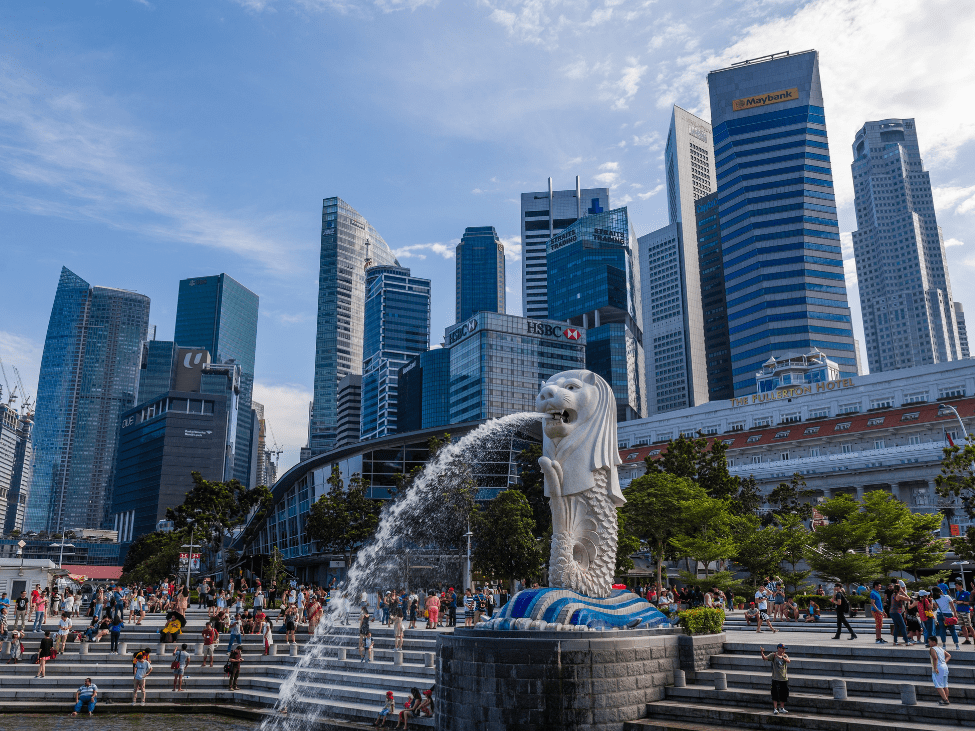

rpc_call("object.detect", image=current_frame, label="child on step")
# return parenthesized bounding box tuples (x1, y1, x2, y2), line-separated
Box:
(374, 690, 395, 728)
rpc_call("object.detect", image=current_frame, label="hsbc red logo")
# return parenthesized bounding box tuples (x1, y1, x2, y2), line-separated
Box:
(564, 328, 581, 340)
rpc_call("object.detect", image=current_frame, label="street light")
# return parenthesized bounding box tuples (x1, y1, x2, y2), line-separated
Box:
(50, 541, 74, 569)
(182, 520, 197, 594)
(463, 519, 474, 593)
(953, 560, 970, 590)
(17, 539, 26, 577)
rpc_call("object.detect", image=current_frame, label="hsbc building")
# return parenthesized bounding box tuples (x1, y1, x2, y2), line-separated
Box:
(441, 312, 587, 424)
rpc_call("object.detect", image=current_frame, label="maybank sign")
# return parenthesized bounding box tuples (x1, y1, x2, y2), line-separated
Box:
(730, 377, 856, 407)
(732, 87, 799, 112)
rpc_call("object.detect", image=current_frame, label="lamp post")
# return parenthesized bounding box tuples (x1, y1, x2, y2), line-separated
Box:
(50, 541, 74, 569)
(954, 560, 970, 591)
(17, 539, 26, 577)
(182, 520, 196, 594)
(463, 520, 474, 593)
(940, 402, 974, 535)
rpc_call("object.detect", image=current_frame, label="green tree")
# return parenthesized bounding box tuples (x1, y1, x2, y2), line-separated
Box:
(305, 466, 381, 571)
(622, 472, 703, 590)
(669, 496, 739, 582)
(120, 529, 185, 584)
(775, 513, 814, 595)
(733, 516, 786, 588)
(860, 489, 911, 578)
(767, 473, 814, 523)
(166, 472, 270, 583)
(936, 434, 975, 518)
(514, 444, 551, 536)
(615, 508, 640, 578)
(264, 545, 289, 590)
(903, 511, 949, 588)
(472, 489, 544, 592)
(645, 434, 739, 501)
(806, 494, 878, 586)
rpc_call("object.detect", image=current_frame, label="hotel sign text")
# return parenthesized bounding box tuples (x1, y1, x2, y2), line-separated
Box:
(730, 377, 856, 407)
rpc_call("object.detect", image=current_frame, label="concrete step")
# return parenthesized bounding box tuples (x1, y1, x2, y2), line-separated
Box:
(722, 640, 975, 667)
(663, 686, 975, 727)
(625, 702, 952, 731)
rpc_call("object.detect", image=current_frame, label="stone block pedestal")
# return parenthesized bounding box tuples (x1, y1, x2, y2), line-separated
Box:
(436, 627, 681, 731)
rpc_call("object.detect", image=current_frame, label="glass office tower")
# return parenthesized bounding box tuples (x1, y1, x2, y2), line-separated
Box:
(695, 192, 734, 401)
(521, 178, 610, 319)
(174, 273, 259, 486)
(547, 207, 646, 420)
(310, 198, 398, 455)
(851, 118, 963, 372)
(0, 403, 33, 534)
(708, 50, 856, 396)
(25, 267, 150, 533)
(360, 265, 431, 441)
(456, 226, 506, 322)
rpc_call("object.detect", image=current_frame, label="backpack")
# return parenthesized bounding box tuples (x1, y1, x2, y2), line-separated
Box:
(838, 593, 850, 614)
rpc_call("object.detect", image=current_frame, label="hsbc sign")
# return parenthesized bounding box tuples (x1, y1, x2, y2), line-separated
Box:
(527, 321, 582, 341)
(448, 317, 479, 344)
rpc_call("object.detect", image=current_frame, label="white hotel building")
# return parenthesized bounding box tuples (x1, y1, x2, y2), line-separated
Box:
(617, 353, 975, 534)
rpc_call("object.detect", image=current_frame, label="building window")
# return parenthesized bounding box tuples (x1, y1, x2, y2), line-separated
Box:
(702, 426, 718, 435)
(781, 413, 801, 424)
(747, 435, 762, 443)
(839, 404, 860, 415)
(809, 408, 829, 419)
(870, 398, 893, 410)
(908, 435, 921, 445)
(867, 417, 885, 426)
(939, 386, 966, 400)
(647, 450, 661, 457)
(656, 433, 673, 442)
(874, 439, 886, 450)
(904, 392, 927, 404)
(752, 456, 763, 464)
(841, 444, 853, 453)
(754, 418, 771, 428)
(803, 426, 821, 435)
(774, 431, 791, 439)
(901, 412, 920, 421)
(729, 422, 744, 432)
(809, 447, 821, 457)
(722, 439, 735, 445)
(728, 459, 735, 467)
(835, 422, 852, 431)
(781, 452, 790, 461)
(626, 453, 640, 460)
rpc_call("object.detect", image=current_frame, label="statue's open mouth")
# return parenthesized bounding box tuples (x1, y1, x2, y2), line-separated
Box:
(547, 408, 575, 424)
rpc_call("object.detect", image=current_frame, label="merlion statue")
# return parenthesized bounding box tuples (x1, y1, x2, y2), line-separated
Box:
(536, 369, 623, 598)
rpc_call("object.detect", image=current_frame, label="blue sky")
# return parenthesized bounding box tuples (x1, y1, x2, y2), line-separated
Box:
(0, 0, 972, 472)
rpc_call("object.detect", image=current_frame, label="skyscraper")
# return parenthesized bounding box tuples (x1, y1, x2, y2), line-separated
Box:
(25, 267, 150, 533)
(360, 264, 431, 441)
(0, 402, 33, 534)
(336, 374, 363, 447)
(696, 192, 734, 400)
(521, 178, 609, 319)
(456, 226, 506, 322)
(851, 118, 964, 372)
(174, 273, 259, 485)
(707, 50, 856, 396)
(639, 106, 717, 414)
(309, 198, 398, 455)
(956, 303, 970, 359)
(397, 348, 451, 434)
(547, 207, 646, 420)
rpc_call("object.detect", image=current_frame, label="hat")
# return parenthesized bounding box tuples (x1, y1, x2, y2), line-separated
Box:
(776, 643, 786, 650)
(956, 578, 965, 585)
(750, 602, 755, 606)
(918, 590, 930, 596)
(386, 691, 394, 698)
(423, 689, 432, 696)
(897, 580, 906, 588)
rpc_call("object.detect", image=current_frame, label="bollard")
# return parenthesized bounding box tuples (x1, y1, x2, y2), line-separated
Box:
(424, 652, 435, 668)
(337, 647, 347, 661)
(119, 642, 128, 655)
(394, 650, 404, 666)
(193, 643, 202, 655)
(713, 671, 727, 691)
(290, 644, 298, 657)
(673, 669, 686, 688)
(80, 642, 90, 656)
(900, 683, 917, 705)
(158, 643, 167, 657)
(832, 679, 847, 701)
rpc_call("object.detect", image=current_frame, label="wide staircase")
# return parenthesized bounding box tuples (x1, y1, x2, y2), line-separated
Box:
(0, 606, 438, 725)
(723, 609, 881, 636)
(625, 638, 975, 730)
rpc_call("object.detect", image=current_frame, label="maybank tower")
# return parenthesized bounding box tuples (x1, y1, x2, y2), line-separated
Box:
(707, 50, 858, 397)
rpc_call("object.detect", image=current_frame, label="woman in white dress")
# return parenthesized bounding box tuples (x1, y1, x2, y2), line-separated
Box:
(928, 635, 951, 705)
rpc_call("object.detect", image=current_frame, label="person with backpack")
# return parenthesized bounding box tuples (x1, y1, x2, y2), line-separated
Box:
(171, 643, 190, 692)
(226, 646, 242, 691)
(831, 583, 857, 640)
(109, 614, 124, 654)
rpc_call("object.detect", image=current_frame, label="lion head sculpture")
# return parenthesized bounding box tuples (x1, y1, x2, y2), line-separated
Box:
(535, 369, 624, 506)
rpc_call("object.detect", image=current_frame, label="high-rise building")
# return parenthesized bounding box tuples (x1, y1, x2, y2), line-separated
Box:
(250, 401, 265, 487)
(309, 198, 398, 455)
(397, 348, 451, 434)
(696, 192, 734, 400)
(336, 374, 362, 447)
(360, 264, 431, 441)
(446, 312, 586, 423)
(138, 339, 180, 404)
(851, 118, 964, 372)
(26, 267, 150, 533)
(456, 226, 505, 323)
(174, 273, 259, 485)
(707, 50, 857, 396)
(0, 402, 33, 534)
(110, 348, 240, 545)
(521, 178, 609, 319)
(547, 207, 646, 420)
(956, 303, 970, 359)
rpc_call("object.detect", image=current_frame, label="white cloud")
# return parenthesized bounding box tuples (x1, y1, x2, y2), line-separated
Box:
(391, 242, 455, 260)
(632, 132, 662, 150)
(252, 381, 313, 476)
(945, 237, 965, 248)
(637, 183, 664, 200)
(934, 185, 975, 216)
(593, 171, 620, 186)
(616, 194, 633, 205)
(472, 188, 485, 194)
(0, 330, 44, 405)
(603, 58, 648, 110)
(840, 231, 857, 287)
(499, 235, 522, 261)
(0, 65, 306, 275)
(232, 0, 437, 12)
(599, 161, 619, 171)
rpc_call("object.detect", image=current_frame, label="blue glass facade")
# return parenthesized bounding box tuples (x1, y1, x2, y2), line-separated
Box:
(546, 208, 645, 420)
(708, 51, 856, 396)
(360, 265, 431, 441)
(310, 198, 398, 454)
(455, 226, 505, 322)
(695, 192, 734, 400)
(174, 273, 258, 485)
(26, 267, 150, 533)
(138, 339, 179, 403)
(396, 347, 452, 434)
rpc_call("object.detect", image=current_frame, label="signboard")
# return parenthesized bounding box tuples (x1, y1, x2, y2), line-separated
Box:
(811, 508, 827, 531)
(730, 377, 856, 407)
(329, 560, 346, 568)
(951, 524, 961, 537)
(179, 553, 201, 572)
(732, 87, 799, 112)
(448, 317, 479, 344)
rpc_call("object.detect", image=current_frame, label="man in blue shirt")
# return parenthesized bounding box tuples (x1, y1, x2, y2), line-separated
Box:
(0, 593, 9, 612)
(870, 581, 887, 644)
(954, 578, 972, 645)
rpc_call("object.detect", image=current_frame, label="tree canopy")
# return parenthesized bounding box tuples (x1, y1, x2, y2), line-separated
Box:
(305, 466, 381, 571)
(472, 489, 544, 591)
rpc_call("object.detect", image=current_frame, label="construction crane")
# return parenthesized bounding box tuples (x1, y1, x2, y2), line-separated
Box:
(0, 355, 17, 407)
(11, 366, 32, 417)
(267, 424, 284, 467)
